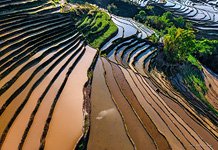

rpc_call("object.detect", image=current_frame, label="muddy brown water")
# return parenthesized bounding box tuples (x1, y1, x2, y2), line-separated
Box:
(138, 73, 215, 149)
(44, 46, 96, 150)
(132, 72, 196, 149)
(0, 59, 44, 139)
(0, 40, 70, 135)
(158, 91, 218, 150)
(87, 58, 133, 150)
(0, 45, 95, 149)
(0, 49, 45, 108)
(111, 63, 170, 150)
(22, 47, 84, 150)
(149, 71, 218, 134)
(128, 69, 212, 149)
(113, 63, 170, 149)
(120, 67, 185, 150)
(17, 48, 82, 150)
(0, 65, 42, 145)
(102, 58, 156, 150)
(141, 74, 218, 149)
(1, 46, 74, 149)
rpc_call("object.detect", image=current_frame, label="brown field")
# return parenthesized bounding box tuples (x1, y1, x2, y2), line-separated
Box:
(22, 45, 84, 150)
(88, 59, 133, 150)
(102, 58, 156, 150)
(0, 1, 218, 149)
(44, 46, 96, 150)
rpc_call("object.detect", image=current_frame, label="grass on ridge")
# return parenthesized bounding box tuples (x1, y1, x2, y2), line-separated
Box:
(71, 4, 118, 49)
(181, 65, 218, 116)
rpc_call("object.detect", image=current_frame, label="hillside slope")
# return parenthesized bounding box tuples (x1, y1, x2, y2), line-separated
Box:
(0, 0, 217, 150)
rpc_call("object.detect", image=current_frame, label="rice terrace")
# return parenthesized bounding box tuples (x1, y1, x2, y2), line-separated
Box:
(0, 0, 218, 149)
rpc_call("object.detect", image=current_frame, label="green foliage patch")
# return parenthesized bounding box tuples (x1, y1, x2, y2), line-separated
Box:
(134, 6, 218, 113)
(52, 0, 60, 3)
(71, 4, 118, 49)
(181, 65, 218, 115)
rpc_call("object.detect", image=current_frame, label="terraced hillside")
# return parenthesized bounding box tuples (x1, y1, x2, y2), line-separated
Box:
(89, 57, 218, 149)
(0, 1, 97, 149)
(131, 0, 218, 37)
(0, 0, 218, 150)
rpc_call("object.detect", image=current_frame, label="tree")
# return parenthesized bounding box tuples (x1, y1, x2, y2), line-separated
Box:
(174, 16, 185, 28)
(163, 27, 196, 63)
(135, 10, 147, 23)
(107, 3, 119, 14)
(146, 12, 173, 31)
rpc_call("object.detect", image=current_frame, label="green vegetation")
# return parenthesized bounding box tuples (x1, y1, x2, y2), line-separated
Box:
(163, 27, 196, 63)
(70, 4, 118, 49)
(163, 27, 215, 68)
(161, 27, 218, 113)
(69, 0, 140, 17)
(134, 10, 147, 23)
(187, 55, 201, 69)
(67, 1, 217, 113)
(146, 12, 173, 30)
(196, 39, 218, 73)
(163, 33, 217, 114)
(133, 7, 216, 64)
(135, 9, 192, 31)
(52, 0, 60, 3)
(52, 0, 61, 5)
(133, 6, 218, 114)
(183, 67, 207, 99)
(182, 65, 218, 116)
(88, 71, 93, 78)
(147, 33, 160, 43)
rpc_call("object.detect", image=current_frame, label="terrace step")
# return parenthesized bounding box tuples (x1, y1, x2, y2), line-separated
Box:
(0, 22, 73, 66)
(0, 38, 86, 148)
(0, 29, 80, 94)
